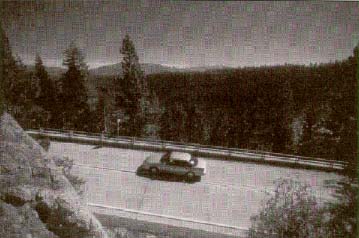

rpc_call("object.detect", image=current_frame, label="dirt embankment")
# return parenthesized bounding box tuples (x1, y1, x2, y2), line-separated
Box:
(0, 113, 108, 238)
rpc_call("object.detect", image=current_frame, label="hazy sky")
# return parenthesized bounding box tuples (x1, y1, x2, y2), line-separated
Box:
(1, 1, 359, 69)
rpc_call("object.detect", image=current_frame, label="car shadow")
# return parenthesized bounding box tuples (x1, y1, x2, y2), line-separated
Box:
(136, 168, 200, 183)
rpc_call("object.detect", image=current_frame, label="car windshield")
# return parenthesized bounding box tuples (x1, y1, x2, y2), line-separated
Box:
(170, 152, 191, 161)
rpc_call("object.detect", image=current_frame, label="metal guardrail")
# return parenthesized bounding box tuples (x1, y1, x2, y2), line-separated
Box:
(26, 128, 346, 171)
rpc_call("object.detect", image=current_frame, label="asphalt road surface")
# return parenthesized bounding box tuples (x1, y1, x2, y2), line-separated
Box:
(48, 141, 341, 233)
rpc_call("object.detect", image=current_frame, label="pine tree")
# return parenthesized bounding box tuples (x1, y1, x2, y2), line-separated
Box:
(159, 105, 174, 140)
(0, 24, 43, 126)
(143, 90, 162, 137)
(59, 43, 90, 131)
(95, 87, 106, 133)
(34, 54, 57, 125)
(184, 106, 204, 143)
(115, 34, 148, 136)
(299, 105, 316, 156)
(159, 103, 187, 141)
(0, 23, 5, 114)
(323, 44, 358, 238)
(272, 80, 294, 153)
(0, 23, 18, 112)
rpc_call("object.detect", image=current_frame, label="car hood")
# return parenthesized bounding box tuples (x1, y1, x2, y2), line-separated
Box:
(144, 154, 162, 164)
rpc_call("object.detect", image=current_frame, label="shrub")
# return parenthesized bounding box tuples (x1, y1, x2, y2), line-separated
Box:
(35, 197, 94, 238)
(53, 156, 86, 195)
(323, 177, 357, 238)
(249, 179, 327, 238)
(38, 135, 50, 151)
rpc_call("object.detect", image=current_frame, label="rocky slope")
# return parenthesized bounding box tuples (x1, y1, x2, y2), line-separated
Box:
(0, 113, 108, 238)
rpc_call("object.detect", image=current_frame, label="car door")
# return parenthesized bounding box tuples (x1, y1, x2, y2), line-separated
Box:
(168, 160, 190, 175)
(158, 155, 170, 172)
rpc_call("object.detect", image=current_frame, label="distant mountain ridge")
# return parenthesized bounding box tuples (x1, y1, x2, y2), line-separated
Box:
(89, 63, 234, 76)
(25, 63, 234, 78)
(88, 63, 182, 76)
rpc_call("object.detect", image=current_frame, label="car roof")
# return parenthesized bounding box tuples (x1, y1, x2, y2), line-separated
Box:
(170, 152, 192, 161)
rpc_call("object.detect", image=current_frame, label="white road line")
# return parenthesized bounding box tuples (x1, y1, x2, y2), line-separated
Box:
(88, 202, 249, 232)
(72, 163, 273, 194)
(72, 164, 279, 199)
(73, 163, 332, 200)
(73, 163, 135, 173)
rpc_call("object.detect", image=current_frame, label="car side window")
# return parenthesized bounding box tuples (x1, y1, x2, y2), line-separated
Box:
(160, 156, 167, 163)
(163, 152, 170, 159)
(161, 152, 171, 164)
(170, 160, 190, 167)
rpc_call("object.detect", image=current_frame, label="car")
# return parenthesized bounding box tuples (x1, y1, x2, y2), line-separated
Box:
(138, 151, 206, 182)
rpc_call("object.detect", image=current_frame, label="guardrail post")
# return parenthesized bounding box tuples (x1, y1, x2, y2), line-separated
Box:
(68, 130, 73, 137)
(132, 137, 135, 145)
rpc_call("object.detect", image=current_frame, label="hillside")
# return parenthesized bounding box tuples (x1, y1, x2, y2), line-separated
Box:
(0, 113, 108, 238)
(145, 56, 357, 160)
(24, 63, 234, 79)
(25, 63, 181, 78)
(88, 63, 234, 76)
(88, 63, 182, 76)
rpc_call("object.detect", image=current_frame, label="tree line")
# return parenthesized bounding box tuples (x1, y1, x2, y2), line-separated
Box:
(1, 25, 150, 137)
(146, 51, 357, 166)
(1, 23, 357, 167)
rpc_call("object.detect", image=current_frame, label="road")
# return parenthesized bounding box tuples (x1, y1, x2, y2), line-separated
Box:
(48, 141, 341, 235)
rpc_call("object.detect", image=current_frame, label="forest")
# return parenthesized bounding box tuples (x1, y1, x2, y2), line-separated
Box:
(1, 25, 357, 168)
(146, 57, 357, 164)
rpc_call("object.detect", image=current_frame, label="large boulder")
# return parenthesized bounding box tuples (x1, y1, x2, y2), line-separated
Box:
(0, 113, 108, 238)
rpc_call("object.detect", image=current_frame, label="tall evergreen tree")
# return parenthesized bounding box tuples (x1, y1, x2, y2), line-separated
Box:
(322, 45, 358, 238)
(159, 105, 175, 140)
(115, 34, 148, 136)
(299, 105, 316, 156)
(95, 87, 106, 133)
(0, 23, 5, 114)
(1, 24, 42, 127)
(0, 27, 41, 128)
(34, 54, 57, 126)
(159, 103, 187, 141)
(0, 23, 18, 112)
(59, 43, 90, 130)
(272, 80, 294, 153)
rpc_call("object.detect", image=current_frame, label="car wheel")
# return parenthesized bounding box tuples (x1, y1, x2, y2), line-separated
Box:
(186, 172, 195, 182)
(149, 167, 159, 178)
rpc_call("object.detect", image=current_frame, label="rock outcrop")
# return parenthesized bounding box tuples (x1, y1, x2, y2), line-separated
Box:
(0, 113, 108, 238)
